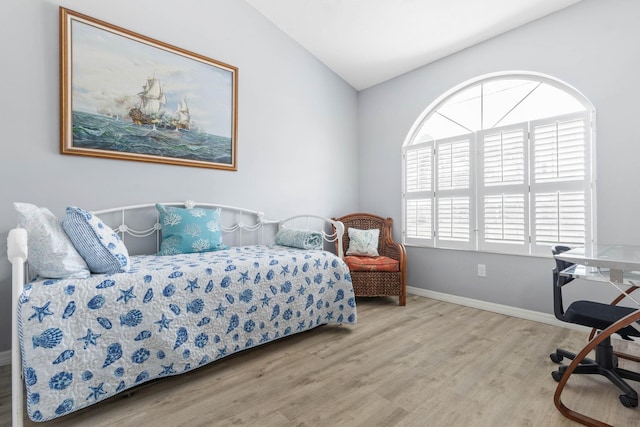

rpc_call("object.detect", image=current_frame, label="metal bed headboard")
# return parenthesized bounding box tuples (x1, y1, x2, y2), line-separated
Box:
(92, 200, 280, 255)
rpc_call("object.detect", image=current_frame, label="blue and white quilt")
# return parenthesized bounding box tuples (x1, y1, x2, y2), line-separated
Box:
(18, 245, 356, 422)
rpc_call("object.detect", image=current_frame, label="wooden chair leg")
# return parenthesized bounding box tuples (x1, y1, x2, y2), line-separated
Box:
(553, 309, 640, 427)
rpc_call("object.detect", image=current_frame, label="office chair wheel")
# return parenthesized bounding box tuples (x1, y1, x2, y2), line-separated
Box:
(551, 370, 563, 382)
(550, 353, 563, 363)
(619, 394, 638, 408)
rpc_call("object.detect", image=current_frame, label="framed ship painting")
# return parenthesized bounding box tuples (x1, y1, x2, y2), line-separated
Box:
(60, 7, 238, 170)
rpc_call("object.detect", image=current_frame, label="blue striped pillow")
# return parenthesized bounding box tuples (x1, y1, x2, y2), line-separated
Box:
(63, 206, 130, 274)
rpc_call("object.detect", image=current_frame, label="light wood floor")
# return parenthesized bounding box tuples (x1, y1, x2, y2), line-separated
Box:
(1, 295, 639, 426)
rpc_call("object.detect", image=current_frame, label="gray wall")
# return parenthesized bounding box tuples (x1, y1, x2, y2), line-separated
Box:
(0, 0, 359, 352)
(3, 0, 638, 353)
(357, 0, 640, 312)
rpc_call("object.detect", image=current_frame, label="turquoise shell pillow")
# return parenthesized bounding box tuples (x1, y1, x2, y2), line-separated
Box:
(346, 228, 380, 257)
(63, 206, 130, 274)
(156, 204, 227, 255)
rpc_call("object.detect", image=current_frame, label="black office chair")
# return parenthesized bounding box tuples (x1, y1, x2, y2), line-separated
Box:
(550, 245, 640, 408)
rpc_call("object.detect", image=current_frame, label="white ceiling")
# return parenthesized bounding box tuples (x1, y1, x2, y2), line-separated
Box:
(244, 0, 583, 90)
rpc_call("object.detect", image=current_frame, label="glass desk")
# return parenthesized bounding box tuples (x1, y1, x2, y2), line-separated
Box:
(560, 265, 640, 285)
(555, 244, 640, 284)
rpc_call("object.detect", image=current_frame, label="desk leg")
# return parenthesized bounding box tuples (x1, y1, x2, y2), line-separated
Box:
(610, 268, 624, 284)
(608, 269, 640, 335)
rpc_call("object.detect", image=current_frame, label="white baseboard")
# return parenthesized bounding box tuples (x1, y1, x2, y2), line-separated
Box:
(0, 350, 11, 366)
(407, 286, 588, 332)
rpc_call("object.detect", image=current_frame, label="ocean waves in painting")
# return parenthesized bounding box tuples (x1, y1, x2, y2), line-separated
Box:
(72, 111, 232, 164)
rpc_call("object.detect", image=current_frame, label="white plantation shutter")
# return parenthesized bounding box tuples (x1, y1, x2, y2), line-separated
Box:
(482, 194, 525, 242)
(530, 112, 590, 255)
(406, 199, 432, 240)
(435, 135, 474, 249)
(404, 142, 434, 245)
(406, 143, 432, 192)
(437, 196, 470, 241)
(437, 138, 471, 191)
(533, 116, 585, 183)
(403, 111, 592, 256)
(534, 192, 585, 245)
(478, 124, 529, 253)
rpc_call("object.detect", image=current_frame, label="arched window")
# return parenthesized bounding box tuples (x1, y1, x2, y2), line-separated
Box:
(402, 72, 594, 256)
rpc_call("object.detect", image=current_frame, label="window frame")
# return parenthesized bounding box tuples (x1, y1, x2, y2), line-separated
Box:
(402, 72, 595, 256)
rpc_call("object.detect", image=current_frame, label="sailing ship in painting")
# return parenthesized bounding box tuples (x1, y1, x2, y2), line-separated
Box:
(128, 74, 191, 131)
(71, 70, 233, 165)
(174, 98, 191, 130)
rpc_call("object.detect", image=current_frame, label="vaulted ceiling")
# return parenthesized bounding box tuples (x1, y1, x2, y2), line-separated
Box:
(244, 0, 583, 90)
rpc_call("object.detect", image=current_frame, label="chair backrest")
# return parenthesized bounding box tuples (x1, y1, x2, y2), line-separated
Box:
(333, 213, 391, 256)
(552, 245, 574, 286)
(551, 245, 574, 320)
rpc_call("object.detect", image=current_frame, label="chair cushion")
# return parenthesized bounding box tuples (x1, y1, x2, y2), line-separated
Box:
(566, 300, 640, 339)
(345, 255, 399, 272)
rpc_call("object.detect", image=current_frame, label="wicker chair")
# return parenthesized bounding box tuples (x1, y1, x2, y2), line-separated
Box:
(333, 213, 407, 306)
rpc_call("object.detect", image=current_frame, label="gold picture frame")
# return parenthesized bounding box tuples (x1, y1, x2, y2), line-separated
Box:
(60, 7, 238, 170)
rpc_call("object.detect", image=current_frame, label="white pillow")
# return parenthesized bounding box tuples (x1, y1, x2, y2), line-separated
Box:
(63, 206, 130, 274)
(346, 228, 380, 257)
(13, 203, 90, 279)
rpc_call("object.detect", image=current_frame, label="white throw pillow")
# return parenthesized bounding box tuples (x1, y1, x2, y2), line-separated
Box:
(346, 228, 380, 257)
(13, 203, 90, 279)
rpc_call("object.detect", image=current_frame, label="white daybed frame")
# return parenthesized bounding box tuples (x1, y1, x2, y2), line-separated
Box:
(7, 201, 345, 427)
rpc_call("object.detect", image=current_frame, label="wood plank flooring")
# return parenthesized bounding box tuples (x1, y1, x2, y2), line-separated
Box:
(0, 295, 639, 426)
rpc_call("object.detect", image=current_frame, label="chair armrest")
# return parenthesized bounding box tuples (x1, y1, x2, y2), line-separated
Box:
(379, 219, 407, 271)
(380, 240, 405, 261)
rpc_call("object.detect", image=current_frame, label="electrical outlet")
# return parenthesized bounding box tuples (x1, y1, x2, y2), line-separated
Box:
(477, 264, 486, 277)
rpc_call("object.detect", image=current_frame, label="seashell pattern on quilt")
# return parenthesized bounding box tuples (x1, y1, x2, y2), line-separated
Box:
(19, 245, 356, 422)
